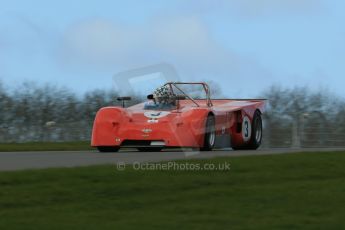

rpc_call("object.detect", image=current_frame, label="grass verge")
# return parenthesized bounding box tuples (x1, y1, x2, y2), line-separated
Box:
(0, 151, 345, 229)
(0, 141, 93, 152)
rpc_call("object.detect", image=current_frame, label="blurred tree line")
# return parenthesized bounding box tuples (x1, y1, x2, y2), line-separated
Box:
(0, 81, 344, 147)
(0, 81, 139, 142)
(262, 86, 345, 148)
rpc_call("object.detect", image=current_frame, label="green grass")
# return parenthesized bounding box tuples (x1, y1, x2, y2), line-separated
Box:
(0, 152, 345, 229)
(0, 141, 93, 152)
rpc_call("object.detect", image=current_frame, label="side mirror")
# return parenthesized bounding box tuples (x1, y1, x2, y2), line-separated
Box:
(117, 97, 132, 101)
(117, 97, 132, 108)
(147, 94, 154, 100)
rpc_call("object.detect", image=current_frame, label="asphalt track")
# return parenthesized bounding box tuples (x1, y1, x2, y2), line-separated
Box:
(1, 148, 345, 171)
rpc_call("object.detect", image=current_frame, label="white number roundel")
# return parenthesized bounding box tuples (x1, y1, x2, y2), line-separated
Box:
(242, 116, 252, 142)
(144, 111, 170, 119)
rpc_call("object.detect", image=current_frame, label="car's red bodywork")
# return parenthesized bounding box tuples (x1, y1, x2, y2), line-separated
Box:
(91, 83, 265, 150)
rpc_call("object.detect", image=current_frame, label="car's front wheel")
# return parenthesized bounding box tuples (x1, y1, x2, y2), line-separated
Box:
(200, 115, 216, 151)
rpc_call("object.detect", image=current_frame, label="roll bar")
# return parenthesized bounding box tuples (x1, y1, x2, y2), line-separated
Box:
(163, 82, 213, 107)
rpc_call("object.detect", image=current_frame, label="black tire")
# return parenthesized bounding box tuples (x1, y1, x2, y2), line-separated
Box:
(200, 115, 216, 151)
(137, 147, 163, 152)
(97, 146, 120, 152)
(232, 110, 262, 150)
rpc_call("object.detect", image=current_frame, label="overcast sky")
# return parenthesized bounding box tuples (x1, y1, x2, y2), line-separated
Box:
(0, 0, 344, 98)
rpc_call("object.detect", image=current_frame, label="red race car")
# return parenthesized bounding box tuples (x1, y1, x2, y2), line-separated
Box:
(91, 82, 265, 152)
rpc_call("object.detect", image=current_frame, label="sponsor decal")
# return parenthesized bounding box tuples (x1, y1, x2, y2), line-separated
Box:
(221, 126, 226, 135)
(142, 128, 152, 134)
(147, 119, 159, 123)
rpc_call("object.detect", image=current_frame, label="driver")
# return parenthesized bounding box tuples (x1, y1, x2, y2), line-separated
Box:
(145, 85, 176, 109)
(153, 85, 175, 105)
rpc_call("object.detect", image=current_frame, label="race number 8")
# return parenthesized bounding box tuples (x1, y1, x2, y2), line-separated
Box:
(242, 116, 252, 142)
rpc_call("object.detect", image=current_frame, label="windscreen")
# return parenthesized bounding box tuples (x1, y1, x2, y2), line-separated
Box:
(170, 83, 207, 100)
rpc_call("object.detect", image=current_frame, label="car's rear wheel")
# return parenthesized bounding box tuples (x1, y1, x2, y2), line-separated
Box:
(97, 146, 120, 152)
(232, 110, 262, 150)
(137, 147, 163, 152)
(200, 115, 216, 151)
